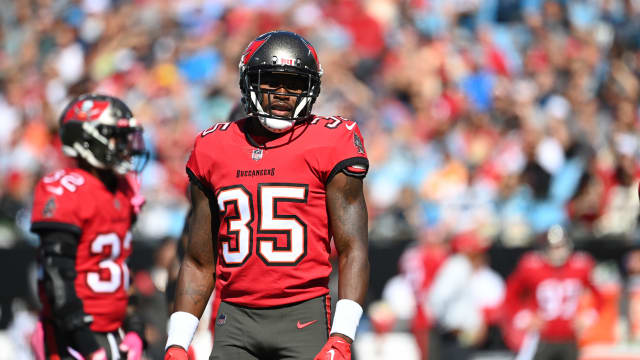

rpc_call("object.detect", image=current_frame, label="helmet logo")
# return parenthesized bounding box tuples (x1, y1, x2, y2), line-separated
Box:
(62, 100, 109, 123)
(81, 100, 94, 112)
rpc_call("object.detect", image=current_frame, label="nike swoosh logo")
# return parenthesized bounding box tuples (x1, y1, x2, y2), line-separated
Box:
(328, 349, 336, 360)
(296, 320, 317, 329)
(345, 123, 356, 131)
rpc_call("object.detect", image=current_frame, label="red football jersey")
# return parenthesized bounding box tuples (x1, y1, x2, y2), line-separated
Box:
(187, 116, 369, 307)
(504, 251, 601, 342)
(32, 168, 136, 332)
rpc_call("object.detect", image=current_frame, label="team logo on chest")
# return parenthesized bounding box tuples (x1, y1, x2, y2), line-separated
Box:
(252, 149, 264, 161)
(114, 198, 121, 210)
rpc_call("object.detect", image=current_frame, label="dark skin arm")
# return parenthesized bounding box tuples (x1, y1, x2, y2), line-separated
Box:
(326, 172, 369, 343)
(173, 183, 218, 319)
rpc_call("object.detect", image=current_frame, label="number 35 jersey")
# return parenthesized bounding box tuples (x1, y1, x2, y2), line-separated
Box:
(187, 116, 369, 308)
(31, 168, 136, 332)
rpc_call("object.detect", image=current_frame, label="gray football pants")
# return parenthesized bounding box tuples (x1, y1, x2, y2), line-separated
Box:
(210, 295, 331, 360)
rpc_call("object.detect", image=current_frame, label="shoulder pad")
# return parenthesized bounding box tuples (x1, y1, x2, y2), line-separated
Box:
(309, 115, 359, 132)
(569, 252, 595, 269)
(32, 169, 89, 234)
(38, 169, 87, 198)
(520, 252, 545, 269)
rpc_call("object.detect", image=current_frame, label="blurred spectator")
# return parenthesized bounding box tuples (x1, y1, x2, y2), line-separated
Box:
(129, 270, 167, 360)
(625, 249, 640, 342)
(398, 227, 449, 360)
(354, 300, 421, 360)
(427, 230, 505, 360)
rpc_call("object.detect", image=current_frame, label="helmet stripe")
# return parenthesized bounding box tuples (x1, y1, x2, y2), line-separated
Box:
(241, 39, 267, 65)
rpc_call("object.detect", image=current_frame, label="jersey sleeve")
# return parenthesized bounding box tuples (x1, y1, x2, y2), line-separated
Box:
(323, 119, 369, 184)
(573, 252, 603, 311)
(503, 253, 537, 318)
(185, 134, 216, 198)
(31, 174, 85, 235)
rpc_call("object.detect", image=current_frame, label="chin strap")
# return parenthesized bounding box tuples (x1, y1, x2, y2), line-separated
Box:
(258, 116, 295, 133)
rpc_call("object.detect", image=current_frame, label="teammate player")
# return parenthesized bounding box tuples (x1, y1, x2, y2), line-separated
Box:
(503, 225, 601, 360)
(164, 30, 370, 360)
(31, 94, 148, 360)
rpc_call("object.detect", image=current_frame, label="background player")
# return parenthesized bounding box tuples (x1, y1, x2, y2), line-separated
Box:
(164, 30, 370, 360)
(31, 94, 148, 360)
(503, 225, 601, 360)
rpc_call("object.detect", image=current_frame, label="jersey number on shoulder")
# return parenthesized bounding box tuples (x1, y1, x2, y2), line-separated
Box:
(201, 122, 231, 137)
(43, 170, 85, 195)
(311, 116, 349, 129)
(217, 183, 308, 266)
(87, 232, 132, 293)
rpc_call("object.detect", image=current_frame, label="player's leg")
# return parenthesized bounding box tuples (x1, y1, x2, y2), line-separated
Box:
(267, 295, 331, 359)
(210, 301, 260, 360)
(533, 340, 557, 360)
(560, 341, 578, 360)
(42, 319, 75, 360)
(92, 331, 122, 360)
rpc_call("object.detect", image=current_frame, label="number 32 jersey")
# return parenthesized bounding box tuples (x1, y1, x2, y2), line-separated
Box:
(31, 168, 136, 331)
(187, 116, 369, 307)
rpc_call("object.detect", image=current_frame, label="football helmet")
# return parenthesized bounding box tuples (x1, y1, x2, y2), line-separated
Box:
(541, 224, 573, 266)
(239, 30, 322, 133)
(59, 94, 148, 175)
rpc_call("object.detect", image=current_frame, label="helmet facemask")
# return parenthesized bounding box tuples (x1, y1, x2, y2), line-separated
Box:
(243, 68, 320, 133)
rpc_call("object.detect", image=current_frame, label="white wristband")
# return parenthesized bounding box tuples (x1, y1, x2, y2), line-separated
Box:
(165, 311, 200, 351)
(330, 299, 363, 341)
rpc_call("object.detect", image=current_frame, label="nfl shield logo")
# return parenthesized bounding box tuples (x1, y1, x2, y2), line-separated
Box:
(252, 149, 263, 161)
(216, 313, 226, 326)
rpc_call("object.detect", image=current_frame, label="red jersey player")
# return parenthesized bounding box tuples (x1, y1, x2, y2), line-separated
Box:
(503, 225, 601, 360)
(164, 31, 370, 360)
(31, 94, 148, 360)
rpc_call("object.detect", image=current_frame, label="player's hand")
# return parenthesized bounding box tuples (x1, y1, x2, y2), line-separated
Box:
(165, 345, 188, 360)
(119, 331, 143, 360)
(88, 348, 108, 360)
(313, 335, 351, 360)
(513, 309, 544, 332)
(125, 173, 145, 214)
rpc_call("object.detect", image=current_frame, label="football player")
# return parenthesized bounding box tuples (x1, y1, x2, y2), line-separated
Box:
(164, 31, 370, 360)
(503, 225, 601, 360)
(31, 94, 148, 360)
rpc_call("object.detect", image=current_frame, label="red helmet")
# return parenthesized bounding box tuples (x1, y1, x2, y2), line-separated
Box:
(59, 94, 148, 175)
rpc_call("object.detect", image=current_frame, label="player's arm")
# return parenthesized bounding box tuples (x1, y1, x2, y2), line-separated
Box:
(38, 229, 105, 358)
(165, 182, 218, 356)
(314, 172, 369, 360)
(504, 259, 541, 332)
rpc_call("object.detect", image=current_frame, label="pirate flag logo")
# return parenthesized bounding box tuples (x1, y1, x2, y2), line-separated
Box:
(353, 132, 365, 154)
(43, 198, 56, 217)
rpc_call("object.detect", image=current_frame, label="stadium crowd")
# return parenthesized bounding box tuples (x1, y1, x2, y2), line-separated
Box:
(2, 0, 640, 359)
